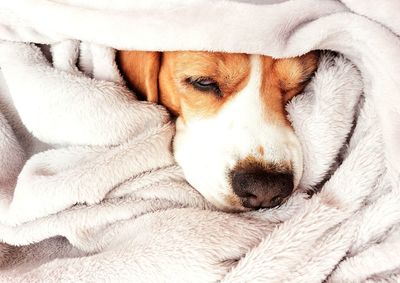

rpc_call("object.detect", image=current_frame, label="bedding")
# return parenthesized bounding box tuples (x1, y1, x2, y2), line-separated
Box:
(0, 0, 399, 281)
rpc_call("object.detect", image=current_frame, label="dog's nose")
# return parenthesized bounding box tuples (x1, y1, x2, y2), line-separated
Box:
(231, 169, 294, 209)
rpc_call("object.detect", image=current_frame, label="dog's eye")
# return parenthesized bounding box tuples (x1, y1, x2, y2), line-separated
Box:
(186, 77, 222, 97)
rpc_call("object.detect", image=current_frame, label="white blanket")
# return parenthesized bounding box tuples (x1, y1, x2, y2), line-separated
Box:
(0, 0, 400, 282)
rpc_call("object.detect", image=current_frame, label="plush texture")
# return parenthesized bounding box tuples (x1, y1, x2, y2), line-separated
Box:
(0, 0, 399, 282)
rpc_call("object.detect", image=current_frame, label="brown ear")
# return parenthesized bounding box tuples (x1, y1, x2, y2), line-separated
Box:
(117, 51, 161, 103)
(274, 51, 319, 102)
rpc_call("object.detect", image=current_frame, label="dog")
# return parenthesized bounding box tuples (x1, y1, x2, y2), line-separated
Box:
(117, 51, 318, 211)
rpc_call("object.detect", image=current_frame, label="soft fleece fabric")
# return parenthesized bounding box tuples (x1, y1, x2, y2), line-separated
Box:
(0, 0, 399, 282)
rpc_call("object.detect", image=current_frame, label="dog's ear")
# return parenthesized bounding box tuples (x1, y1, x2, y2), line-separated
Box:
(117, 51, 161, 103)
(274, 51, 319, 102)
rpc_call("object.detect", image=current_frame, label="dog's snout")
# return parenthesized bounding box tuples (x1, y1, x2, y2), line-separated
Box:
(231, 169, 294, 209)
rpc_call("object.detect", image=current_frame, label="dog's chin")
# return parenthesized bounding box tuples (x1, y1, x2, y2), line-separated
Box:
(216, 205, 249, 213)
(192, 189, 249, 212)
(204, 197, 249, 213)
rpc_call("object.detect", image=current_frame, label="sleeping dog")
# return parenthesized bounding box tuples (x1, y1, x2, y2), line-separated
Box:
(117, 51, 318, 211)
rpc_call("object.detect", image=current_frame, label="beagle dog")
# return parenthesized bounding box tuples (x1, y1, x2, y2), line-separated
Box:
(117, 51, 318, 211)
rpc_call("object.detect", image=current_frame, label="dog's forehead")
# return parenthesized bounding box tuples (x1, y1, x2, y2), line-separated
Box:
(164, 51, 251, 77)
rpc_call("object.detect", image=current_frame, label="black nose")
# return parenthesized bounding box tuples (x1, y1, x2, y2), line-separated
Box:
(231, 169, 294, 209)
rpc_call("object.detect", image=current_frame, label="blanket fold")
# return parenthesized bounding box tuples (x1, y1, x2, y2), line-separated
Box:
(0, 0, 399, 282)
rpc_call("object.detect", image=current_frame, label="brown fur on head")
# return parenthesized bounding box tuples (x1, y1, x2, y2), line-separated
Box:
(117, 50, 318, 211)
(117, 50, 318, 119)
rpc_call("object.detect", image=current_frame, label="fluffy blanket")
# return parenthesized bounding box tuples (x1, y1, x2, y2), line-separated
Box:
(0, 0, 400, 282)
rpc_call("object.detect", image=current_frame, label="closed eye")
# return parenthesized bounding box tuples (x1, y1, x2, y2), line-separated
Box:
(186, 77, 222, 97)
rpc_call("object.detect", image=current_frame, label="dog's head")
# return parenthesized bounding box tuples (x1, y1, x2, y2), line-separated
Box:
(118, 51, 318, 211)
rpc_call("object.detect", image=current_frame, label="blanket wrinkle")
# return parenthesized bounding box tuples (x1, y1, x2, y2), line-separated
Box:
(0, 42, 170, 147)
(287, 52, 362, 190)
(0, 1, 400, 282)
(1, 123, 175, 225)
(340, 0, 400, 35)
(50, 40, 81, 74)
